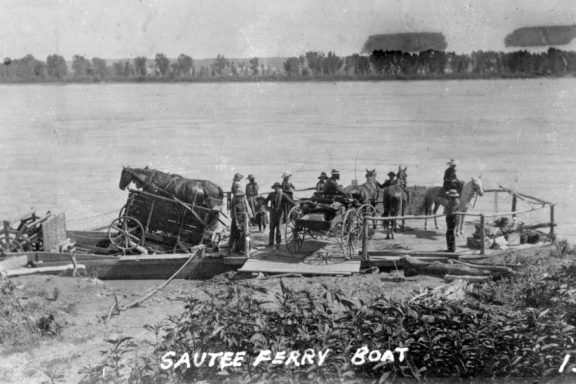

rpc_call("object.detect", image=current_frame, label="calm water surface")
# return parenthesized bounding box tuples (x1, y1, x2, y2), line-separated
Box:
(0, 80, 575, 241)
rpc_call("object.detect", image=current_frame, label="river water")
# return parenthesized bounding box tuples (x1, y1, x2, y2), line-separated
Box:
(0, 79, 575, 241)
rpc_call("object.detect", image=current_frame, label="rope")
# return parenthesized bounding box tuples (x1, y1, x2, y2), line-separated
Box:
(69, 209, 118, 221)
(120, 246, 204, 311)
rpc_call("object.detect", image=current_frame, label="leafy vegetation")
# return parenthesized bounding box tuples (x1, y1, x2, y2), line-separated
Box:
(0, 279, 64, 350)
(78, 258, 576, 383)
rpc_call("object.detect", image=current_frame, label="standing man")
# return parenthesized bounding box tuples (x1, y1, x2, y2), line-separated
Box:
(229, 173, 247, 253)
(378, 171, 396, 189)
(444, 189, 461, 253)
(266, 182, 285, 249)
(245, 175, 259, 226)
(443, 159, 462, 193)
(281, 171, 295, 223)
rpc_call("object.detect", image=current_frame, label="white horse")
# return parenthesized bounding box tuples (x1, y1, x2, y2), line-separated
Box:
(420, 177, 484, 235)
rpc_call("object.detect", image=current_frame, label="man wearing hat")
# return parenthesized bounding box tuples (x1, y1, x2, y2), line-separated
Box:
(443, 159, 462, 193)
(444, 189, 461, 252)
(281, 171, 295, 223)
(245, 175, 259, 226)
(229, 173, 249, 253)
(378, 171, 397, 189)
(323, 169, 347, 196)
(316, 172, 328, 194)
(266, 182, 286, 248)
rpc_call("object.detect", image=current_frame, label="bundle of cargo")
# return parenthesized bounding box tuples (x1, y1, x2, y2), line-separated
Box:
(0, 211, 66, 254)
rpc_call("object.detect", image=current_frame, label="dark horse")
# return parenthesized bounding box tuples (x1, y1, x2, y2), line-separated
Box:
(119, 166, 225, 210)
(382, 166, 409, 239)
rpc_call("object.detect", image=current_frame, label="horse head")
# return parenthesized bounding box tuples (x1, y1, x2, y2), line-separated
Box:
(471, 176, 484, 197)
(396, 166, 408, 185)
(119, 166, 133, 190)
(365, 168, 376, 180)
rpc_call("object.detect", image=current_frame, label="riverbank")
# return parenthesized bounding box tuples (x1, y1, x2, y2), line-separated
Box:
(0, 241, 574, 383)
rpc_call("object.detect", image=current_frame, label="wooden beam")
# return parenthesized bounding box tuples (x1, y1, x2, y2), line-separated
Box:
(2, 264, 86, 277)
(361, 250, 460, 259)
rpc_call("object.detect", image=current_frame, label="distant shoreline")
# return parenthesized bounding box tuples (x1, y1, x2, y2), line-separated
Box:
(0, 73, 574, 85)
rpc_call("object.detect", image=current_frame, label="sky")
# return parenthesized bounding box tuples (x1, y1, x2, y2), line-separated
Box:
(1, 0, 576, 60)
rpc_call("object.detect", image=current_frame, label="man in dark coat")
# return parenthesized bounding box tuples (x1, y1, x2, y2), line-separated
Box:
(266, 182, 285, 248)
(378, 171, 396, 189)
(323, 169, 347, 196)
(444, 189, 461, 252)
(316, 172, 328, 194)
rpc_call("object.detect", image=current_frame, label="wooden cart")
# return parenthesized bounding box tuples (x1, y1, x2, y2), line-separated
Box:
(108, 189, 222, 254)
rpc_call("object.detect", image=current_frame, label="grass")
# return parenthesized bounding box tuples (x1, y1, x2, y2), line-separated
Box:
(0, 278, 64, 352)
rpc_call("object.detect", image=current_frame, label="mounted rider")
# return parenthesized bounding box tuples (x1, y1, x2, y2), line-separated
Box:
(443, 159, 464, 195)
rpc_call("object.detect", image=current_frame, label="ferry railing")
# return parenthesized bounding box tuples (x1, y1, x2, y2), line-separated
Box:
(360, 194, 554, 258)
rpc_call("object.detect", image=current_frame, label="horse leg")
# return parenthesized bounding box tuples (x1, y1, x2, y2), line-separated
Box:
(457, 211, 464, 236)
(432, 203, 440, 229)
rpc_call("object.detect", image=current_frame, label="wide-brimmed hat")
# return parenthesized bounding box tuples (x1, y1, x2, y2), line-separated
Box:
(233, 173, 244, 180)
(331, 169, 340, 175)
(247, 174, 255, 180)
(446, 189, 460, 197)
(387, 171, 396, 177)
(271, 182, 282, 189)
(318, 172, 328, 180)
(282, 171, 292, 179)
(447, 159, 458, 166)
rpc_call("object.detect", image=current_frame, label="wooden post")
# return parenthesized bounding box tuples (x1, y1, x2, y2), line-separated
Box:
(361, 216, 368, 261)
(244, 212, 250, 258)
(511, 195, 517, 218)
(550, 204, 555, 242)
(480, 214, 486, 255)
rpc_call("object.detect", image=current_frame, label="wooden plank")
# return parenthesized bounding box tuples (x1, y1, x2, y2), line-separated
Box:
(238, 259, 360, 276)
(3, 264, 85, 277)
(223, 256, 248, 266)
(361, 250, 460, 259)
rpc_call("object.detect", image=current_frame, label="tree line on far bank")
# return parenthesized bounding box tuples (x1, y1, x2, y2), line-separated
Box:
(1, 48, 576, 83)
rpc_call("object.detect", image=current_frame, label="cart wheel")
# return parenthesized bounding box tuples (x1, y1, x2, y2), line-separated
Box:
(357, 204, 377, 239)
(0, 232, 31, 253)
(341, 209, 360, 259)
(108, 216, 145, 251)
(285, 206, 304, 253)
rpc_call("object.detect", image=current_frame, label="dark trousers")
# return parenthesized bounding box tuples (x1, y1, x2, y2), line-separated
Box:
(269, 211, 282, 245)
(446, 214, 457, 252)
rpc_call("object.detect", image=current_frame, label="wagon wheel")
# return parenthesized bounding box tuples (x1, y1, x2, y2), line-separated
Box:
(357, 204, 377, 240)
(108, 216, 145, 251)
(0, 231, 32, 253)
(341, 209, 360, 259)
(285, 206, 305, 253)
